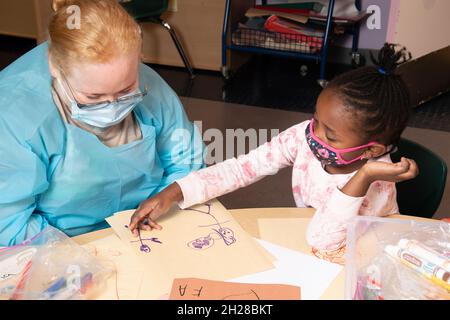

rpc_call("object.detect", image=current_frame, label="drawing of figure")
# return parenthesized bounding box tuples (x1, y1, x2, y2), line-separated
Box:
(188, 236, 214, 250)
(124, 225, 162, 253)
(185, 203, 237, 250)
(131, 235, 162, 253)
(214, 227, 236, 246)
(187, 227, 236, 250)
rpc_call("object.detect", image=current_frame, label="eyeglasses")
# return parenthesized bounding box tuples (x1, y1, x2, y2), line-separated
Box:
(59, 69, 149, 110)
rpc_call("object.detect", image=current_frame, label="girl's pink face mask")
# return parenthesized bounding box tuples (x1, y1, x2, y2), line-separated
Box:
(305, 119, 378, 166)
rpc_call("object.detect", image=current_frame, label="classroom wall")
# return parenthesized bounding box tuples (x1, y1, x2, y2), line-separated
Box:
(338, 0, 391, 50)
(389, 0, 450, 59)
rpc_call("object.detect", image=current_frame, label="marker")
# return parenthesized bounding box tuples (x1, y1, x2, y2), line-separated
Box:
(50, 273, 93, 300)
(40, 277, 67, 299)
(10, 260, 32, 300)
(398, 239, 450, 272)
(385, 245, 450, 291)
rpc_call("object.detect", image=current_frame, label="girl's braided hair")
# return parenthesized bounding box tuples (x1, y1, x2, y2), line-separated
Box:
(327, 43, 412, 146)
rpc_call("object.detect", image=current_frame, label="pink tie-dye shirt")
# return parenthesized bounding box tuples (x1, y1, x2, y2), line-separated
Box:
(176, 120, 398, 252)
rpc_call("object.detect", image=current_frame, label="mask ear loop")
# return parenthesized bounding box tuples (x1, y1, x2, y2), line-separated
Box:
(54, 77, 72, 102)
(365, 144, 398, 160)
(52, 75, 78, 113)
(56, 69, 79, 105)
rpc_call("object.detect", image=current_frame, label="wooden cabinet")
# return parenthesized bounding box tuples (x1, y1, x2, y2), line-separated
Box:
(0, 1, 39, 39)
(0, 0, 52, 42)
(141, 0, 226, 71)
(0, 0, 233, 71)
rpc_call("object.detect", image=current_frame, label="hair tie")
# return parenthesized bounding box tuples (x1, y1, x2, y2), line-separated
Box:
(378, 68, 389, 75)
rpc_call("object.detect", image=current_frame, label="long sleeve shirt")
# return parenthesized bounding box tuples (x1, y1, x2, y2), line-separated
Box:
(176, 120, 398, 252)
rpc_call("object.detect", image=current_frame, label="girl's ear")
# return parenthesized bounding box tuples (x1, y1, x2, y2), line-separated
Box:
(362, 143, 388, 159)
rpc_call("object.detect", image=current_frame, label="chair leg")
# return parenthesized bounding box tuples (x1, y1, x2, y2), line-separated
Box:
(158, 18, 195, 79)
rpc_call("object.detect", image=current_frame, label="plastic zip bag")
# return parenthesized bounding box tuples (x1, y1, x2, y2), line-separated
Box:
(0, 226, 113, 300)
(345, 216, 450, 300)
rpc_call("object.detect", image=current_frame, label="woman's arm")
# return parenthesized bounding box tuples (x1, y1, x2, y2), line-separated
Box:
(152, 93, 205, 195)
(0, 130, 50, 246)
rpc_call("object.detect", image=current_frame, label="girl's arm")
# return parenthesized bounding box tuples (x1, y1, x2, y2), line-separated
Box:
(129, 124, 305, 234)
(305, 180, 398, 252)
(306, 157, 418, 252)
(177, 124, 302, 208)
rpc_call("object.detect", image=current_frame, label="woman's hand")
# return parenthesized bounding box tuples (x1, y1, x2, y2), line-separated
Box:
(341, 157, 419, 198)
(128, 182, 184, 236)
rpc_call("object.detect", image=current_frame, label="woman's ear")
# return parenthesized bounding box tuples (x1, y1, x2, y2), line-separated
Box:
(362, 143, 388, 159)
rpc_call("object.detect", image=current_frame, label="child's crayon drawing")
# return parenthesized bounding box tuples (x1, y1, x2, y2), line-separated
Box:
(104, 200, 276, 297)
(184, 203, 237, 250)
(124, 225, 162, 253)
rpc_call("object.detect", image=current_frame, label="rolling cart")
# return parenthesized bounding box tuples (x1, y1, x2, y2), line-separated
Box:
(221, 0, 364, 85)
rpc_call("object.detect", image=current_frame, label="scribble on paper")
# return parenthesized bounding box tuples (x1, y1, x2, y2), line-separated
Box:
(169, 278, 301, 300)
(176, 283, 260, 299)
(124, 225, 162, 253)
(221, 289, 261, 300)
(184, 203, 237, 250)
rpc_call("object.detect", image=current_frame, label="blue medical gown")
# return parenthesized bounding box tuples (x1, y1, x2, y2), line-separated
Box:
(0, 43, 205, 246)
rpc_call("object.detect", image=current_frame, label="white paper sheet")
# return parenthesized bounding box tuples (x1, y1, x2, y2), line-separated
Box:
(229, 239, 343, 300)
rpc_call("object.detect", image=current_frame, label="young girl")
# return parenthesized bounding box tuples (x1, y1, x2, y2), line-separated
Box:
(129, 43, 419, 262)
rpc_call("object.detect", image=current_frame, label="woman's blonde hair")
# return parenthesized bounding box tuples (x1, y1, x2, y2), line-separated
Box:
(49, 0, 142, 72)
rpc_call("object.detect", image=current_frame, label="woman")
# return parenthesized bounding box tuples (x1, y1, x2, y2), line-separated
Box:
(0, 0, 204, 246)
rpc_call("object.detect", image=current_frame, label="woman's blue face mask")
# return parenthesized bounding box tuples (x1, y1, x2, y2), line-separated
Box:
(56, 76, 147, 128)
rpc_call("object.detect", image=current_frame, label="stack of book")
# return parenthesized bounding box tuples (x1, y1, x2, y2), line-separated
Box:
(231, 1, 369, 54)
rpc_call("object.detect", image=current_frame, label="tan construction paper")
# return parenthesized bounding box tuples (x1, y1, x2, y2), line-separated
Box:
(83, 234, 175, 300)
(258, 218, 313, 255)
(106, 200, 275, 299)
(169, 278, 301, 300)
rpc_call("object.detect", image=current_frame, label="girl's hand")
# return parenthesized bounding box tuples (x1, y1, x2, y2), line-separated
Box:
(362, 157, 419, 184)
(128, 183, 184, 236)
(340, 157, 419, 198)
